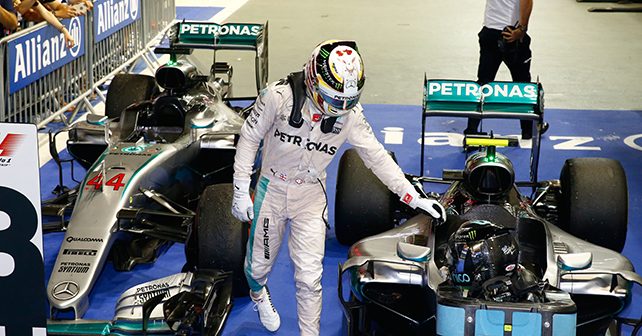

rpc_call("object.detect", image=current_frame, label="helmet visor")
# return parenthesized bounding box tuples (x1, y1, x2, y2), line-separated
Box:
(318, 86, 361, 111)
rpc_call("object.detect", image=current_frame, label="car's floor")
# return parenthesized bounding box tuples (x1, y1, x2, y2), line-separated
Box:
(40, 1, 642, 336)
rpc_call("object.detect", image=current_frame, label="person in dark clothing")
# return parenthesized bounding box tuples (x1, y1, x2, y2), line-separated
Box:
(465, 0, 547, 140)
(0, 0, 18, 37)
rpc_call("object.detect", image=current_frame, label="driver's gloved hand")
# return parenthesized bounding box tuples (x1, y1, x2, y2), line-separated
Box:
(400, 187, 447, 222)
(231, 179, 254, 222)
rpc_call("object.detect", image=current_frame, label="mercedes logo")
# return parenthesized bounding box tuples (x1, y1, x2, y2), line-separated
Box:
(52, 281, 79, 301)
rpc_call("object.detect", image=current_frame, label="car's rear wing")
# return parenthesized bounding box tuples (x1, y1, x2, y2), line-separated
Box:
(155, 21, 269, 93)
(420, 77, 545, 186)
(423, 79, 543, 120)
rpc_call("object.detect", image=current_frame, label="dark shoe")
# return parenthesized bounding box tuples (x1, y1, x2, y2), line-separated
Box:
(521, 122, 548, 140)
(540, 122, 549, 135)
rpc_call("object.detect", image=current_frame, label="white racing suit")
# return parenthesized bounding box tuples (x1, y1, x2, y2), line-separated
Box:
(233, 80, 416, 335)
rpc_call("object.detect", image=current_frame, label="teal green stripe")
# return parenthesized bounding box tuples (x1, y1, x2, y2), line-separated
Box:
(120, 152, 162, 199)
(245, 176, 269, 292)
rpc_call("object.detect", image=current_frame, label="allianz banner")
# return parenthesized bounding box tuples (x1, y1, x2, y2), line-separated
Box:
(7, 16, 85, 94)
(93, 0, 141, 43)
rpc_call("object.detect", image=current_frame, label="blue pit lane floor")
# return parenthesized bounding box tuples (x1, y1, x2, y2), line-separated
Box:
(41, 105, 642, 335)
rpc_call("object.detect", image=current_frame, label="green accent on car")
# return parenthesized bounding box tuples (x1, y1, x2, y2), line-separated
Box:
(120, 152, 163, 199)
(47, 321, 111, 335)
(245, 176, 269, 292)
(424, 80, 540, 114)
(47, 319, 173, 335)
(121, 145, 149, 153)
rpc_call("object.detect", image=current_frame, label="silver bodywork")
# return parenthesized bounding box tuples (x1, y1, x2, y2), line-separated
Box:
(47, 83, 245, 317)
(340, 184, 642, 305)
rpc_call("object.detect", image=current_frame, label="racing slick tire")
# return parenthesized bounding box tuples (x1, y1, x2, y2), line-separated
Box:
(335, 148, 396, 246)
(196, 183, 250, 297)
(560, 158, 628, 252)
(105, 74, 157, 119)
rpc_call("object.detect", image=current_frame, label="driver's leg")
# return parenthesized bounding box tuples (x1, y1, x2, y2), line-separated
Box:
(288, 182, 327, 336)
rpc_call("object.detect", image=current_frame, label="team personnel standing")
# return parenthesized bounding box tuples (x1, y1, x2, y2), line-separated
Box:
(231, 40, 446, 335)
(465, 0, 546, 139)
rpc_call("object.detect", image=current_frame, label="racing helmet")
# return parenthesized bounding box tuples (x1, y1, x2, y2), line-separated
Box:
(447, 220, 519, 288)
(304, 40, 366, 117)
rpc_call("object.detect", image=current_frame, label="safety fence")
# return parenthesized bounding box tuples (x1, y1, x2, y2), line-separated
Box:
(0, 0, 176, 127)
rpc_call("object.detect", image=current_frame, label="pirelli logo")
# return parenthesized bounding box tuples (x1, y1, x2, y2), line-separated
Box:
(63, 249, 97, 256)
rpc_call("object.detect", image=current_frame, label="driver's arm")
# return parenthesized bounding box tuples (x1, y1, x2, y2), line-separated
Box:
(346, 107, 446, 220)
(233, 87, 278, 182)
(345, 107, 414, 198)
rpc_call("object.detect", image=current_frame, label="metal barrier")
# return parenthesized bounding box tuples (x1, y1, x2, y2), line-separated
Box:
(141, 0, 176, 43)
(0, 0, 176, 127)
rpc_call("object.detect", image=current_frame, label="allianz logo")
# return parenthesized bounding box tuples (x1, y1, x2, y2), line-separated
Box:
(13, 17, 82, 83)
(96, 0, 139, 34)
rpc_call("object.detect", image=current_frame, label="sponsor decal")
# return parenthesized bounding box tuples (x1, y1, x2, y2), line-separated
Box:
(8, 16, 85, 93)
(112, 151, 153, 156)
(135, 282, 170, 293)
(179, 23, 261, 37)
(319, 48, 330, 59)
(501, 244, 516, 256)
(402, 193, 413, 205)
(263, 218, 270, 259)
(332, 119, 344, 135)
(63, 249, 97, 256)
(312, 114, 322, 122)
(57, 262, 90, 273)
(134, 288, 171, 305)
(0, 133, 25, 167)
(451, 273, 471, 284)
(427, 82, 538, 100)
(505, 264, 516, 272)
(52, 281, 79, 300)
(133, 282, 171, 305)
(94, 0, 140, 43)
(468, 230, 477, 240)
(66, 236, 104, 243)
(273, 129, 337, 155)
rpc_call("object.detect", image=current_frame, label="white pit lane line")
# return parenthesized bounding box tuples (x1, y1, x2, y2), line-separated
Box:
(37, 0, 248, 167)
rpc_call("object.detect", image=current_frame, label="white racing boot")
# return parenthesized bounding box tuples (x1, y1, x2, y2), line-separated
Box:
(251, 287, 281, 332)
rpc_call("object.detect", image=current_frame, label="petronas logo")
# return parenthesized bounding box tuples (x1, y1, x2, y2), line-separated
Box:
(319, 49, 330, 58)
(468, 230, 477, 240)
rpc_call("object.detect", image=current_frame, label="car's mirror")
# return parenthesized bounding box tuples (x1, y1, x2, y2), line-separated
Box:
(86, 114, 108, 125)
(104, 119, 113, 147)
(191, 110, 216, 129)
(557, 252, 592, 271)
(397, 241, 431, 263)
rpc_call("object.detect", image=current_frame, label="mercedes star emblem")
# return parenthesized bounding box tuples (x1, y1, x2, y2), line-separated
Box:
(52, 281, 79, 301)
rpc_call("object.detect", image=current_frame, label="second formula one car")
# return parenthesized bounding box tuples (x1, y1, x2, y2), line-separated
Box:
(336, 79, 642, 335)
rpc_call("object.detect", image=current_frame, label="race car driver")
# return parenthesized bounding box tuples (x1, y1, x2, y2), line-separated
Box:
(231, 40, 446, 335)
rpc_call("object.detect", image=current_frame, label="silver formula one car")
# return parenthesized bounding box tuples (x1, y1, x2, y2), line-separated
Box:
(336, 79, 642, 336)
(42, 21, 267, 335)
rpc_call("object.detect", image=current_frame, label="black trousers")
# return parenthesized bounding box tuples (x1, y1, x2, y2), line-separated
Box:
(467, 26, 533, 134)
